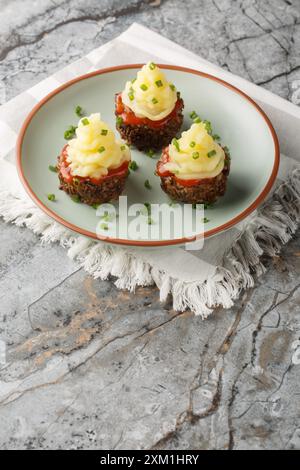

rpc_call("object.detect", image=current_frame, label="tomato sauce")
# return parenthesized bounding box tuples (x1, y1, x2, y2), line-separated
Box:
(115, 93, 182, 129)
(58, 145, 129, 185)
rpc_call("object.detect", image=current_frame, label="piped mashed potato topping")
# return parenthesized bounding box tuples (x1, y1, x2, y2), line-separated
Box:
(67, 113, 130, 179)
(164, 122, 225, 180)
(121, 62, 178, 121)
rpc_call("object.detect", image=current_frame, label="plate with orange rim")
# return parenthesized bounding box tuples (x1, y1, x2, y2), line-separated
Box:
(16, 64, 280, 247)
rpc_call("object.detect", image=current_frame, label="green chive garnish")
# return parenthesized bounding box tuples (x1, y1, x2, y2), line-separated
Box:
(131, 78, 137, 83)
(71, 195, 81, 203)
(47, 193, 56, 201)
(212, 134, 220, 141)
(152, 97, 158, 104)
(98, 146, 105, 153)
(204, 202, 213, 209)
(144, 202, 151, 214)
(101, 129, 108, 136)
(172, 138, 180, 152)
(100, 222, 108, 230)
(64, 125, 77, 140)
(203, 120, 212, 134)
(207, 150, 216, 158)
(144, 179, 152, 190)
(120, 144, 126, 151)
(147, 217, 154, 225)
(147, 149, 155, 158)
(190, 111, 198, 119)
(48, 165, 57, 173)
(202, 217, 210, 224)
(116, 116, 123, 126)
(189, 141, 196, 148)
(140, 84, 148, 91)
(75, 105, 83, 117)
(129, 161, 138, 171)
(155, 80, 163, 87)
(149, 62, 156, 70)
(81, 118, 89, 126)
(92, 203, 99, 209)
(128, 92, 134, 101)
(193, 117, 202, 123)
(169, 84, 176, 91)
(192, 151, 200, 159)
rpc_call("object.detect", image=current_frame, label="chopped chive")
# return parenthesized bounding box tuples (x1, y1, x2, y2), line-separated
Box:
(149, 62, 156, 70)
(48, 164, 58, 173)
(189, 111, 198, 119)
(169, 83, 176, 91)
(64, 125, 77, 140)
(204, 202, 213, 209)
(155, 80, 163, 88)
(47, 193, 56, 201)
(192, 151, 200, 159)
(144, 202, 151, 214)
(212, 134, 220, 141)
(100, 222, 108, 230)
(202, 217, 210, 224)
(207, 149, 216, 158)
(189, 141, 196, 148)
(101, 211, 111, 222)
(81, 117, 89, 126)
(147, 216, 154, 225)
(101, 129, 108, 136)
(75, 105, 83, 117)
(92, 203, 99, 209)
(203, 120, 212, 134)
(116, 116, 123, 126)
(131, 78, 137, 83)
(147, 149, 155, 158)
(193, 116, 202, 123)
(98, 146, 105, 153)
(172, 138, 180, 152)
(152, 97, 158, 104)
(140, 83, 148, 91)
(120, 144, 126, 151)
(192, 203, 197, 209)
(144, 179, 152, 190)
(71, 195, 81, 203)
(129, 160, 138, 171)
(128, 92, 134, 101)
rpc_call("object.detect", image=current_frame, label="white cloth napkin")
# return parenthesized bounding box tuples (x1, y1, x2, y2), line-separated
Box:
(0, 23, 299, 317)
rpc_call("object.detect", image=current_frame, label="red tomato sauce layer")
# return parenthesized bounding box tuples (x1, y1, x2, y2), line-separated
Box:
(115, 93, 183, 129)
(58, 145, 129, 185)
(156, 148, 215, 187)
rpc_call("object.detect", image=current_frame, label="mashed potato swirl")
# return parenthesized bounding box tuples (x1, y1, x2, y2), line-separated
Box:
(121, 62, 177, 121)
(164, 122, 225, 180)
(67, 113, 130, 179)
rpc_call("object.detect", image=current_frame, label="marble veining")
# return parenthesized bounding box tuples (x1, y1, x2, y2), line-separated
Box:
(0, 0, 300, 450)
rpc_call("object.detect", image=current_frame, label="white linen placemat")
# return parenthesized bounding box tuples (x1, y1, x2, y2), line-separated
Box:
(0, 23, 299, 317)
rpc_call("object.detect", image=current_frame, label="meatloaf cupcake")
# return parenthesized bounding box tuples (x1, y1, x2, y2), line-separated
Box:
(58, 113, 131, 205)
(115, 62, 184, 151)
(156, 122, 230, 204)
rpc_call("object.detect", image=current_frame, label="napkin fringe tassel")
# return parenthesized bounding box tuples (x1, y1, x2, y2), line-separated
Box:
(0, 169, 299, 318)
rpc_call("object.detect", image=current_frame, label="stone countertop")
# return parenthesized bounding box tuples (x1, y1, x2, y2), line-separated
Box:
(0, 0, 300, 450)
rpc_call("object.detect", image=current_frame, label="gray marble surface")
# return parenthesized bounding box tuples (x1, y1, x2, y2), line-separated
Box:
(0, 0, 300, 450)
